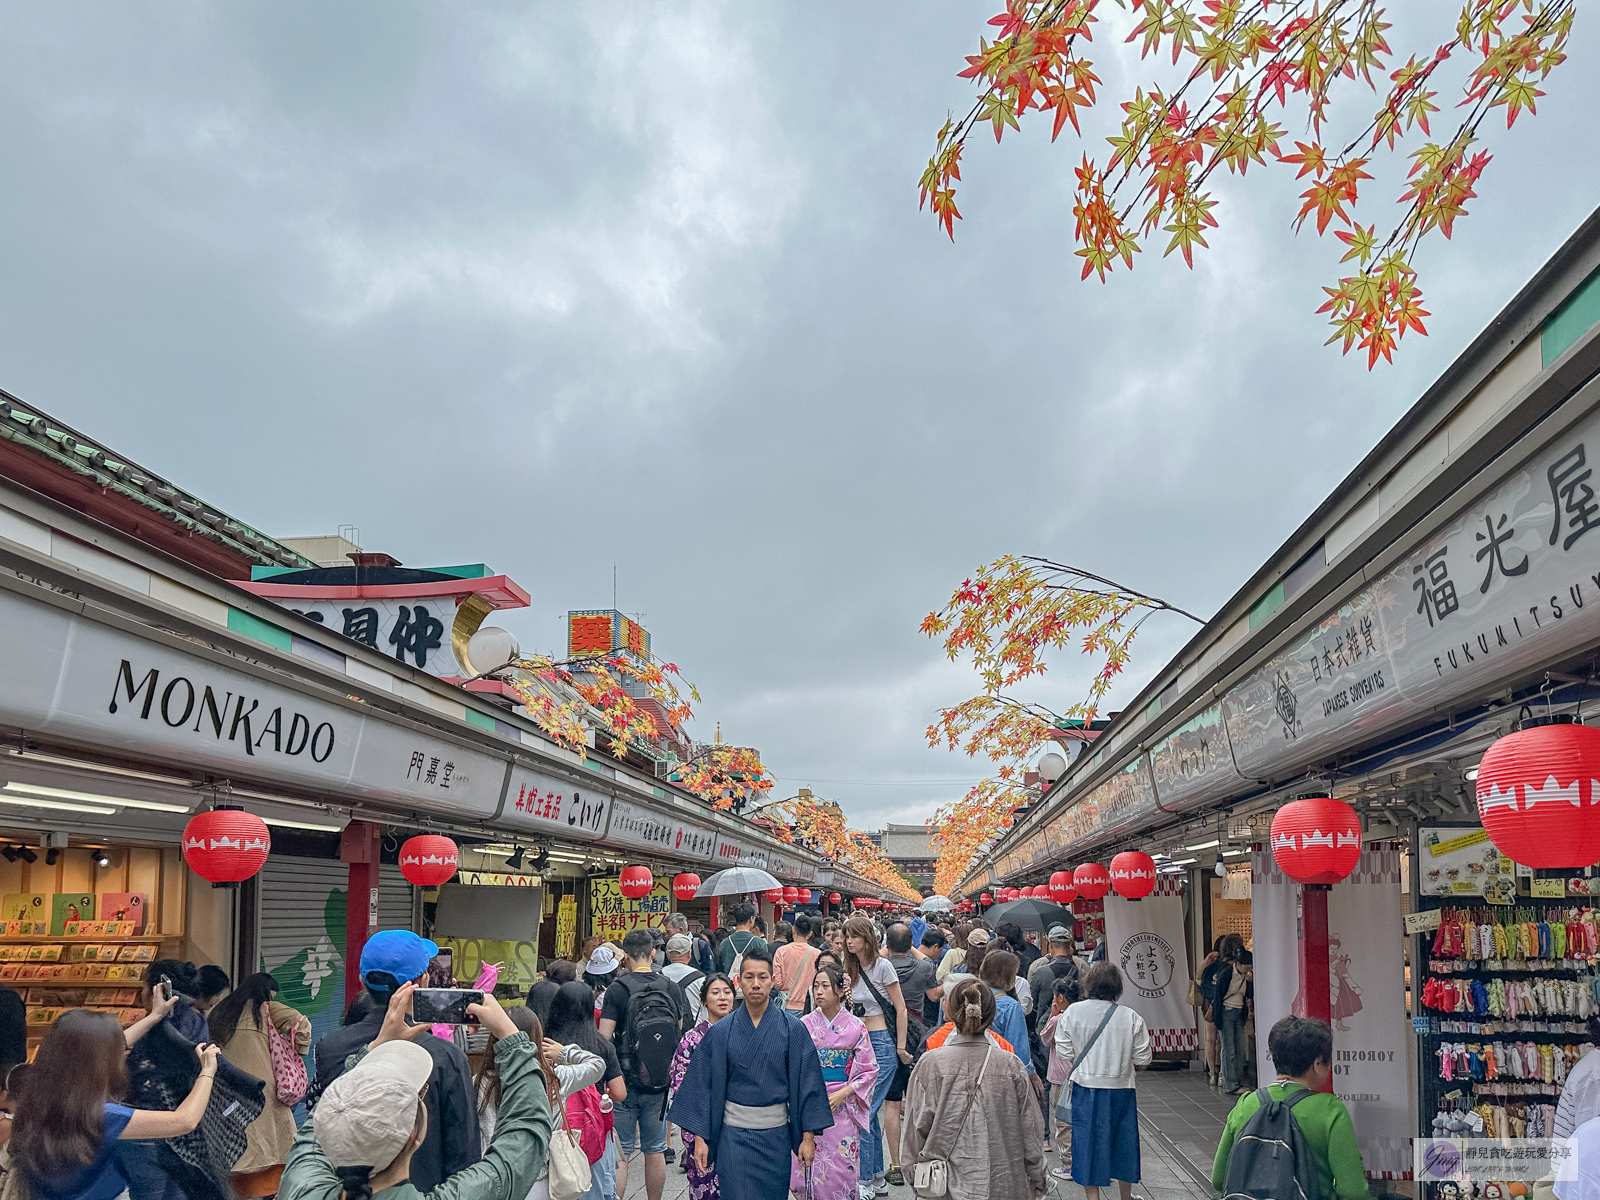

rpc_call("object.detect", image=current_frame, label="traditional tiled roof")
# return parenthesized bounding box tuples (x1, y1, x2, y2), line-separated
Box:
(0, 390, 315, 576)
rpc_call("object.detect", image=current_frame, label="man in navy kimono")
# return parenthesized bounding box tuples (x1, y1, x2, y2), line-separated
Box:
(669, 943, 833, 1199)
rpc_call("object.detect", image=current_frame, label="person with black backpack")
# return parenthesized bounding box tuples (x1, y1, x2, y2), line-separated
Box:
(599, 928, 689, 1200)
(1213, 1016, 1368, 1200)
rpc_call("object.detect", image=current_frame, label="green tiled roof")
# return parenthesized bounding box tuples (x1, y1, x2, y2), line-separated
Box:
(0, 392, 315, 570)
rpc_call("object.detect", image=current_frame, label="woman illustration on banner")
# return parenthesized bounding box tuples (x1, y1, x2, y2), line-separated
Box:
(1328, 937, 1362, 1030)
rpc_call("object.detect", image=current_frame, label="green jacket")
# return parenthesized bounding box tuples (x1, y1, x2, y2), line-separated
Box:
(279, 1032, 552, 1200)
(1212, 1083, 1368, 1200)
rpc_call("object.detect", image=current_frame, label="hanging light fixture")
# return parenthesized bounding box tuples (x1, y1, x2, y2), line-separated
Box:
(1475, 714, 1600, 868)
(1048, 871, 1077, 904)
(619, 866, 655, 898)
(1269, 797, 1362, 885)
(1073, 862, 1110, 900)
(398, 835, 459, 887)
(1110, 851, 1157, 900)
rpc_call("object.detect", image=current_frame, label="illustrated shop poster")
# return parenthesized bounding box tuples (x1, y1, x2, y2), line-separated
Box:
(1252, 842, 1412, 1178)
(1417, 825, 1515, 900)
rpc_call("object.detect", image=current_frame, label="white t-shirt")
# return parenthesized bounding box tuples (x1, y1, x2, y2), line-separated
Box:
(852, 958, 900, 1018)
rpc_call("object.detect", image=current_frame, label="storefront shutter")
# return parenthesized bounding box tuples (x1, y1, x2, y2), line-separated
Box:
(259, 857, 416, 1043)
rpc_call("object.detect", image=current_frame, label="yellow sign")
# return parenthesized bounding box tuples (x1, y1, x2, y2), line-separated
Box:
(1531, 878, 1567, 899)
(440, 938, 541, 998)
(556, 895, 577, 960)
(1429, 829, 1490, 858)
(589, 877, 671, 938)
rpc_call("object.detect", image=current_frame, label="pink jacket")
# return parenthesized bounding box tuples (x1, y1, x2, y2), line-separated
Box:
(1040, 1012, 1073, 1085)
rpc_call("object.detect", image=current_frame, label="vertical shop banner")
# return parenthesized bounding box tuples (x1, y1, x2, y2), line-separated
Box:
(555, 894, 577, 960)
(1102, 877, 1195, 1051)
(1252, 842, 1412, 1178)
(589, 876, 671, 938)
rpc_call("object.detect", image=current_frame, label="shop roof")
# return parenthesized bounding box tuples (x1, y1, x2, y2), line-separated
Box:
(0, 390, 315, 578)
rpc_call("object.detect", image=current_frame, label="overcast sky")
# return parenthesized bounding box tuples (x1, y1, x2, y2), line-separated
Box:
(1, 3, 1596, 832)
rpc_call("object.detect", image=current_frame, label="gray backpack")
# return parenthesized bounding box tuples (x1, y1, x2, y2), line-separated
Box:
(1220, 1086, 1323, 1200)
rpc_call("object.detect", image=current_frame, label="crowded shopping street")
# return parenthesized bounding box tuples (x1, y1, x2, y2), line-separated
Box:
(1, 4, 1600, 1199)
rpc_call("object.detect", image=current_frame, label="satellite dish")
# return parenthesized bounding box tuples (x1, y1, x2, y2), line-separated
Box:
(466, 626, 520, 675)
(1036, 751, 1068, 783)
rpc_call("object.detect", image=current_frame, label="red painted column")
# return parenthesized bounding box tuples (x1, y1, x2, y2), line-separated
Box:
(1299, 883, 1334, 1092)
(709, 898, 720, 931)
(341, 821, 381, 1009)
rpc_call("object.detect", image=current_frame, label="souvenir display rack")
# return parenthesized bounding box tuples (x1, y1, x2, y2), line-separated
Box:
(1414, 890, 1600, 1184)
(0, 917, 169, 1047)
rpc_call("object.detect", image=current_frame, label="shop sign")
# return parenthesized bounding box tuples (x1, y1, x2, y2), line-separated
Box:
(1223, 583, 1407, 782)
(604, 799, 719, 862)
(439, 937, 541, 997)
(278, 597, 474, 679)
(765, 851, 817, 883)
(1147, 703, 1245, 812)
(1225, 404, 1600, 783)
(589, 875, 671, 936)
(1418, 825, 1512, 898)
(555, 894, 577, 959)
(1403, 909, 1443, 935)
(454, 871, 543, 887)
(498, 764, 609, 841)
(712, 836, 768, 870)
(0, 591, 502, 818)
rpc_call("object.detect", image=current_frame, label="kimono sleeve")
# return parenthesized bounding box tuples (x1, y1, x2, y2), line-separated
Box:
(786, 1014, 835, 1146)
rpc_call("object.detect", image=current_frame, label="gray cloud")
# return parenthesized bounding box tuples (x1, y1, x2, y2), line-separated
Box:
(0, 2, 1594, 830)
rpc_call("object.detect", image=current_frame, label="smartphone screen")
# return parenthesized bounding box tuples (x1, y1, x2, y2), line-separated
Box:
(159, 975, 173, 1001)
(412, 988, 483, 1025)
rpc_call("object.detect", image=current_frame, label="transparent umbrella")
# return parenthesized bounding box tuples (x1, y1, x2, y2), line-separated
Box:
(694, 867, 782, 897)
(921, 895, 956, 912)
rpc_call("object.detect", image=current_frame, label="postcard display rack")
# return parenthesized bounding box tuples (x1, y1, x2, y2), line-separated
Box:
(0, 890, 157, 1048)
(1413, 826, 1600, 1193)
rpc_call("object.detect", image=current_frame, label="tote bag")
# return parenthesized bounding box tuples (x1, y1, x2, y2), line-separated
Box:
(265, 1013, 308, 1107)
(548, 1083, 593, 1200)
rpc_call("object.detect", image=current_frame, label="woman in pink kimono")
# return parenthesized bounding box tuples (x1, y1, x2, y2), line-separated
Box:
(791, 964, 878, 1200)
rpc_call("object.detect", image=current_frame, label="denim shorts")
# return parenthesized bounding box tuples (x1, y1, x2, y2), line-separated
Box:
(615, 1091, 669, 1155)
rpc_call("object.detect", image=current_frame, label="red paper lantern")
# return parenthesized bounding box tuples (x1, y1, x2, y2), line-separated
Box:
(829, 892, 842, 904)
(979, 893, 993, 905)
(764, 887, 785, 902)
(673, 873, 701, 900)
(783, 886, 800, 904)
(619, 866, 654, 898)
(1073, 863, 1110, 900)
(398, 835, 459, 887)
(1008, 887, 1023, 901)
(1110, 851, 1157, 900)
(182, 809, 270, 884)
(1048, 870, 1077, 904)
(1270, 797, 1362, 885)
(1476, 720, 1600, 868)
(799, 889, 813, 903)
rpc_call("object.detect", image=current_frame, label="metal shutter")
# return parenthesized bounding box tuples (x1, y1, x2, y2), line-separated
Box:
(259, 857, 348, 977)
(377, 864, 416, 934)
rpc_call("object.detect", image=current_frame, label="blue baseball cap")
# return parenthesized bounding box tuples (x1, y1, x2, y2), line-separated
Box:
(361, 930, 439, 993)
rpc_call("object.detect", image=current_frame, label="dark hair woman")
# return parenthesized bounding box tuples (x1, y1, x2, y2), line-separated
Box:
(842, 913, 910, 1191)
(14, 1010, 220, 1200)
(523, 980, 560, 1024)
(208, 973, 312, 1197)
(1197, 935, 1227, 1086)
(1057, 963, 1153, 1200)
(545, 982, 627, 1105)
(902, 979, 1045, 1199)
(192, 966, 230, 1017)
(1211, 937, 1254, 1095)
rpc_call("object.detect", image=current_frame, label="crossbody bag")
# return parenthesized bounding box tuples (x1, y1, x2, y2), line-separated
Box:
(1056, 1002, 1120, 1122)
(859, 966, 927, 1061)
(911, 1043, 993, 1198)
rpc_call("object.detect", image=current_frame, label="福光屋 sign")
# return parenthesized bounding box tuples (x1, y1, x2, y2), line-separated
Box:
(589, 875, 671, 937)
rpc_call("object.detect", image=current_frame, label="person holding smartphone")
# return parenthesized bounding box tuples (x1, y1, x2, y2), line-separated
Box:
(309, 932, 480, 1192)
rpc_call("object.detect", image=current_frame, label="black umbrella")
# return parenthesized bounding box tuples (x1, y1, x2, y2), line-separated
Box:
(982, 897, 1076, 936)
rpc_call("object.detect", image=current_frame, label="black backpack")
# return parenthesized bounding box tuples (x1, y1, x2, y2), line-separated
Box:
(617, 972, 685, 1094)
(1220, 1086, 1323, 1200)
